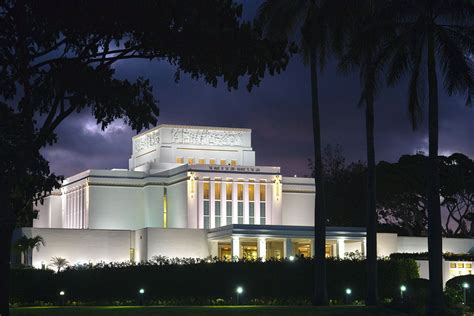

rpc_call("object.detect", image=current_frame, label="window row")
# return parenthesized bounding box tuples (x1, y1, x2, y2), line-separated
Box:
(176, 157, 237, 166)
(203, 182, 266, 201)
(203, 201, 266, 228)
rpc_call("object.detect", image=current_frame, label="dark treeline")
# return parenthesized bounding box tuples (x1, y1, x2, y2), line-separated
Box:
(309, 145, 474, 237)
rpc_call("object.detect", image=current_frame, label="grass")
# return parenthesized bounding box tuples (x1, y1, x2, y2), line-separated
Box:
(11, 305, 407, 316)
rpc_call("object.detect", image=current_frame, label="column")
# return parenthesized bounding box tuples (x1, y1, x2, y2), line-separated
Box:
(198, 180, 204, 228)
(221, 180, 226, 227)
(310, 239, 315, 258)
(210, 179, 215, 228)
(255, 181, 260, 224)
(257, 237, 266, 261)
(337, 239, 345, 259)
(231, 236, 240, 260)
(361, 238, 366, 257)
(284, 238, 293, 258)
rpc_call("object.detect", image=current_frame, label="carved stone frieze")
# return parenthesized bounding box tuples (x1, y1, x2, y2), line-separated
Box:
(134, 131, 160, 154)
(171, 128, 242, 146)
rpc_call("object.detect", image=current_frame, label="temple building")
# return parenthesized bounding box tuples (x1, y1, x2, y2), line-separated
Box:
(15, 124, 473, 285)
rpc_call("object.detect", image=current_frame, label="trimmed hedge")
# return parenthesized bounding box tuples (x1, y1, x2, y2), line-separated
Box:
(390, 252, 474, 261)
(10, 258, 418, 304)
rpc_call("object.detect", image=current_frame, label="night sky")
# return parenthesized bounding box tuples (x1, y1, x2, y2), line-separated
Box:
(41, 1, 474, 178)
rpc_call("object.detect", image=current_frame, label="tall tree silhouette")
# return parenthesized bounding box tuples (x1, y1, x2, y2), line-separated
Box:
(257, 0, 340, 305)
(373, 0, 474, 313)
(0, 1, 290, 315)
(337, 0, 391, 305)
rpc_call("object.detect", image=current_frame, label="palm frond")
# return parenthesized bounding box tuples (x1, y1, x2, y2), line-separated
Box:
(435, 26, 474, 105)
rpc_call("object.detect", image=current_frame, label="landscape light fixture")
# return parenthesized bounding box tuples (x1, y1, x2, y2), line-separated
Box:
(345, 288, 352, 305)
(139, 288, 145, 294)
(400, 285, 407, 299)
(236, 286, 243, 294)
(236, 286, 243, 305)
(462, 282, 470, 305)
(289, 255, 295, 261)
(59, 291, 65, 296)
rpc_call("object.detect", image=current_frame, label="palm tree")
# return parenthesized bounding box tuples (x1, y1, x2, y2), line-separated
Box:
(257, 0, 340, 305)
(371, 0, 474, 313)
(13, 236, 29, 266)
(13, 235, 45, 266)
(337, 0, 391, 305)
(50, 257, 69, 273)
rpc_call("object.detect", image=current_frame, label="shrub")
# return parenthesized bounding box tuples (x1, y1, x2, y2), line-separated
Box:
(445, 275, 474, 306)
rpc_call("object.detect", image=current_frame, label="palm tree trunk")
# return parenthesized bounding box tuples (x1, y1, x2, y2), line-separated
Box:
(426, 31, 445, 314)
(310, 47, 328, 306)
(365, 95, 378, 305)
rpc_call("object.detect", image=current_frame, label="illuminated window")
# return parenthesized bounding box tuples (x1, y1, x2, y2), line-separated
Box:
(458, 263, 465, 268)
(231, 160, 237, 166)
(220, 159, 226, 165)
(466, 263, 472, 269)
(237, 183, 244, 201)
(163, 188, 167, 228)
(176, 157, 184, 164)
(198, 159, 205, 164)
(325, 244, 333, 258)
(297, 243, 311, 258)
(241, 242, 258, 260)
(260, 183, 266, 201)
(226, 181, 232, 225)
(203, 181, 210, 200)
(187, 158, 194, 165)
(209, 159, 216, 165)
(249, 183, 255, 224)
(203, 180, 210, 228)
(450, 263, 456, 268)
(218, 242, 232, 261)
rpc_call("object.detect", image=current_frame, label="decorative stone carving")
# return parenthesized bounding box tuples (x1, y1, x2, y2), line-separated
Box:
(171, 128, 242, 146)
(134, 131, 160, 154)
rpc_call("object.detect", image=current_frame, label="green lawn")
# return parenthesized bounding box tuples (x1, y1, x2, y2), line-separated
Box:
(11, 305, 406, 316)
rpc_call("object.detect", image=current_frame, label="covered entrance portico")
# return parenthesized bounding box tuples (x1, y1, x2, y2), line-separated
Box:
(208, 224, 366, 261)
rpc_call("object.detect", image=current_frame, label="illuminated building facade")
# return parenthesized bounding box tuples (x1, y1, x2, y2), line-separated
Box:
(15, 124, 473, 285)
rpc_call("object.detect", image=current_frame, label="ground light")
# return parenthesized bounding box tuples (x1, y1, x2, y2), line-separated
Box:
(138, 288, 145, 306)
(462, 282, 470, 305)
(236, 286, 244, 305)
(59, 291, 65, 306)
(345, 288, 352, 304)
(400, 285, 407, 299)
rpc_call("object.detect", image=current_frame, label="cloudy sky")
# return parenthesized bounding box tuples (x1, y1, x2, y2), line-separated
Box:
(41, 1, 473, 178)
